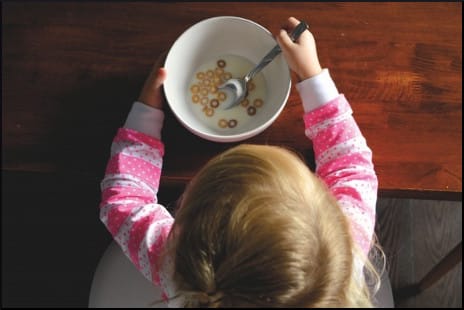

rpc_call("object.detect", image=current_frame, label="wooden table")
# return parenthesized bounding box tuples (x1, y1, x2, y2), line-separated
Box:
(3, 2, 462, 200)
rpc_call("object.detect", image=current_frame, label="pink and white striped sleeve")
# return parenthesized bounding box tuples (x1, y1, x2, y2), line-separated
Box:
(302, 91, 378, 255)
(99, 102, 175, 298)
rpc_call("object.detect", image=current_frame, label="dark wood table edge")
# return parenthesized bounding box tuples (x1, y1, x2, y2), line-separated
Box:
(2, 169, 462, 202)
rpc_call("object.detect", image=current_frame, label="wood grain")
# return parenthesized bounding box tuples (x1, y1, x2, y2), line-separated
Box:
(409, 200, 462, 307)
(2, 2, 462, 199)
(376, 198, 462, 308)
(376, 198, 414, 298)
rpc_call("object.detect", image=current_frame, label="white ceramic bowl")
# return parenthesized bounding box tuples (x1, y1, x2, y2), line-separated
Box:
(164, 16, 291, 143)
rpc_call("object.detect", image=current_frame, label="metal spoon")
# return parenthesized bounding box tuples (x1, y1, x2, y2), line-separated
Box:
(218, 21, 309, 110)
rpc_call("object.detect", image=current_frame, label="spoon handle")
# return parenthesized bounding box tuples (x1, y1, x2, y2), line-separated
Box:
(245, 21, 309, 82)
(287, 20, 310, 42)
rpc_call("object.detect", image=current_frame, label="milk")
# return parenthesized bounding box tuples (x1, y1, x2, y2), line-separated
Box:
(188, 55, 268, 134)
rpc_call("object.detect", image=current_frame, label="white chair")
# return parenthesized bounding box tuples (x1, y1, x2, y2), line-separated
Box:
(88, 241, 167, 308)
(89, 241, 393, 308)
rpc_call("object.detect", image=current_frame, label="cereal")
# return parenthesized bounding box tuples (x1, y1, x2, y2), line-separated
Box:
(200, 88, 209, 97)
(203, 106, 214, 117)
(253, 98, 264, 107)
(248, 81, 256, 91)
(192, 94, 200, 103)
(191, 61, 236, 126)
(206, 70, 214, 78)
(222, 72, 232, 81)
(190, 85, 200, 93)
(247, 106, 257, 116)
(200, 97, 209, 105)
(228, 119, 238, 128)
(210, 99, 220, 108)
(210, 85, 218, 93)
(217, 91, 227, 102)
(215, 67, 224, 76)
(213, 77, 221, 85)
(217, 59, 226, 68)
(189, 55, 267, 130)
(218, 118, 228, 128)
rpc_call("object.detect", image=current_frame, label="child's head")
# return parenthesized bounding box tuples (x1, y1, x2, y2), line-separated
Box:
(164, 144, 378, 307)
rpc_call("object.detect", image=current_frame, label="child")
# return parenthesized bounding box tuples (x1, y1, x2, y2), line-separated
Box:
(99, 17, 384, 307)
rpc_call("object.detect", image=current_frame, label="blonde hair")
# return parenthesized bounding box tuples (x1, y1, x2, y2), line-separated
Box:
(162, 144, 383, 307)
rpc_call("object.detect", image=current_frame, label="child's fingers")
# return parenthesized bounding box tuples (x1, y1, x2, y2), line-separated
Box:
(276, 28, 294, 50)
(281, 16, 301, 32)
(277, 16, 306, 49)
(154, 68, 167, 89)
(138, 62, 167, 108)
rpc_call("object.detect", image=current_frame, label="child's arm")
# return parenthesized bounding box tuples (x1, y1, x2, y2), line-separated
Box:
(298, 76, 377, 255)
(277, 18, 378, 255)
(99, 65, 175, 297)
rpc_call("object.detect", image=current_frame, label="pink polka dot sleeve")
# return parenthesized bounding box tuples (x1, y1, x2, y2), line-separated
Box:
(99, 127, 174, 294)
(303, 94, 378, 255)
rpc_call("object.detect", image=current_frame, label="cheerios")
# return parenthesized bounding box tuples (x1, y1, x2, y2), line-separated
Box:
(210, 99, 220, 108)
(247, 106, 257, 116)
(210, 85, 218, 93)
(228, 119, 238, 128)
(190, 55, 268, 131)
(200, 97, 209, 105)
(204, 107, 214, 117)
(253, 98, 264, 107)
(217, 91, 227, 101)
(200, 88, 209, 97)
(240, 99, 250, 107)
(218, 119, 228, 128)
(248, 81, 256, 91)
(215, 67, 224, 76)
(217, 59, 226, 68)
(222, 72, 232, 81)
(190, 85, 200, 93)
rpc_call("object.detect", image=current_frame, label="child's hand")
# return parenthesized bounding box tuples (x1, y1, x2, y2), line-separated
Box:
(276, 17, 322, 81)
(138, 54, 167, 110)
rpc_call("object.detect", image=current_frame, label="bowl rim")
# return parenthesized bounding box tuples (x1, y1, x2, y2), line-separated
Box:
(164, 15, 292, 143)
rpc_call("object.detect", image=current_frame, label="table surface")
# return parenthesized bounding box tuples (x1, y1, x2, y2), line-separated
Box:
(3, 2, 462, 200)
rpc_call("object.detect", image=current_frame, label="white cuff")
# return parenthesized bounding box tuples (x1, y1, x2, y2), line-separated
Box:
(124, 101, 164, 140)
(295, 69, 339, 112)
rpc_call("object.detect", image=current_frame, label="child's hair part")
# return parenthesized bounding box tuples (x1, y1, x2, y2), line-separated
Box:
(163, 144, 379, 307)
